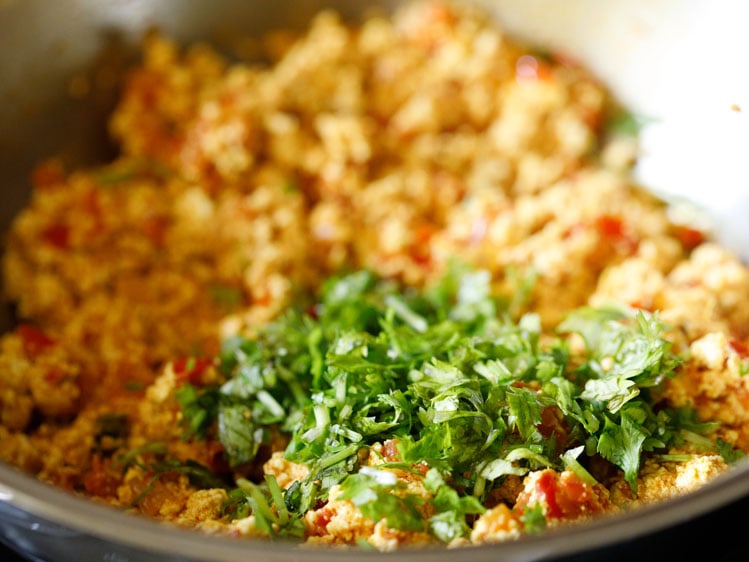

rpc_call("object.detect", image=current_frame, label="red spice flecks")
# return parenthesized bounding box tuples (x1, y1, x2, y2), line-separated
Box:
(729, 340, 749, 358)
(41, 223, 71, 249)
(173, 356, 214, 386)
(253, 290, 273, 307)
(674, 225, 706, 252)
(43, 368, 65, 385)
(629, 299, 654, 312)
(141, 215, 169, 247)
(412, 223, 436, 267)
(17, 324, 56, 357)
(412, 461, 430, 476)
(381, 439, 401, 462)
(595, 214, 638, 254)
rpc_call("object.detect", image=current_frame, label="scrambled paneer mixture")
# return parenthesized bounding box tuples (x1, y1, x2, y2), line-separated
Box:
(2, 0, 749, 551)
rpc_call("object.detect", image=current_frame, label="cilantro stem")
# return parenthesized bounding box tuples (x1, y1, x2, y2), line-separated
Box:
(257, 390, 285, 419)
(319, 443, 360, 470)
(657, 454, 694, 462)
(385, 295, 428, 333)
(561, 446, 598, 485)
(473, 475, 486, 497)
(680, 429, 716, 450)
(301, 404, 330, 442)
(265, 474, 289, 526)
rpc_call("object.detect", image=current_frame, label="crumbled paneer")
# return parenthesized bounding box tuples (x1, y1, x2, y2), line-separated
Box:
(304, 485, 376, 545)
(175, 488, 229, 526)
(263, 452, 310, 490)
(610, 455, 729, 507)
(471, 504, 523, 544)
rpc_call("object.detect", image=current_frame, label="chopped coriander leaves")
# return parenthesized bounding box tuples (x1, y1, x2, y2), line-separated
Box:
(521, 503, 547, 534)
(339, 468, 426, 532)
(173, 267, 725, 542)
(229, 475, 306, 538)
(717, 439, 747, 465)
(114, 442, 228, 508)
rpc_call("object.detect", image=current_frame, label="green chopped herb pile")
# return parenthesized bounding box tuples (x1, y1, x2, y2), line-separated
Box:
(174, 265, 730, 541)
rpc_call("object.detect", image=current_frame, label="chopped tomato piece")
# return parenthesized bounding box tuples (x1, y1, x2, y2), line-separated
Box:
(43, 368, 65, 385)
(173, 356, 214, 385)
(534, 470, 563, 519)
(17, 324, 56, 357)
(596, 214, 625, 238)
(729, 340, 749, 358)
(307, 506, 334, 535)
(674, 225, 706, 251)
(41, 223, 70, 249)
(595, 214, 637, 254)
(515, 469, 608, 521)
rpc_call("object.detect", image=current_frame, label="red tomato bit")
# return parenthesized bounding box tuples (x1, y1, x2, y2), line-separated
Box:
(534, 470, 563, 519)
(674, 225, 706, 252)
(173, 356, 214, 385)
(41, 223, 71, 250)
(17, 324, 56, 357)
(595, 214, 638, 254)
(729, 340, 749, 358)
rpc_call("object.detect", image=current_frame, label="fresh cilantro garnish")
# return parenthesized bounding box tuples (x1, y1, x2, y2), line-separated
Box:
(423, 468, 485, 542)
(521, 503, 547, 534)
(114, 442, 228, 508)
(175, 384, 221, 441)
(338, 467, 426, 532)
(717, 439, 747, 465)
(175, 267, 720, 541)
(225, 475, 305, 538)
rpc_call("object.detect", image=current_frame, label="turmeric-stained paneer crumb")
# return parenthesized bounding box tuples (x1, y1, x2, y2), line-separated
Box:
(471, 504, 522, 544)
(304, 486, 376, 546)
(176, 488, 229, 526)
(610, 454, 729, 507)
(263, 452, 310, 490)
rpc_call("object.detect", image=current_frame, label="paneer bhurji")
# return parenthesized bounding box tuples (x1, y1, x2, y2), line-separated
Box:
(2, 0, 749, 551)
